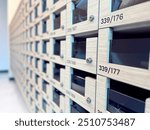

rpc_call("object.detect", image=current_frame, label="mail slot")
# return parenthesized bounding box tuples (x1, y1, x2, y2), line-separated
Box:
(42, 40, 49, 54)
(54, 40, 61, 56)
(71, 68, 96, 96)
(107, 79, 150, 113)
(53, 88, 65, 108)
(35, 58, 40, 69)
(30, 28, 33, 38)
(67, 0, 99, 34)
(42, 80, 49, 93)
(112, 0, 150, 11)
(30, 84, 34, 93)
(35, 90, 40, 101)
(27, 55, 29, 64)
(72, 37, 86, 59)
(110, 31, 150, 69)
(35, 74, 40, 85)
(53, 39, 65, 59)
(71, 101, 89, 113)
(35, 41, 39, 53)
(67, 35, 98, 73)
(30, 42, 33, 51)
(42, 17, 49, 33)
(42, 60, 49, 73)
(30, 56, 33, 66)
(42, 98, 47, 112)
(53, 64, 65, 82)
(54, 13, 61, 30)
(52, 9, 66, 31)
(35, 23, 40, 36)
(30, 11, 33, 23)
(35, 106, 40, 113)
(70, 34, 97, 60)
(34, 4, 39, 18)
(42, 0, 48, 12)
(72, 0, 88, 24)
(35, 89, 41, 108)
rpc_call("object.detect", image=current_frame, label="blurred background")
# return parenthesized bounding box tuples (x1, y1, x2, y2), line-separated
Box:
(0, 0, 28, 113)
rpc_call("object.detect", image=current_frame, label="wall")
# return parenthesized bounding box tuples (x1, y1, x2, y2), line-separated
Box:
(8, 0, 22, 24)
(0, 0, 8, 71)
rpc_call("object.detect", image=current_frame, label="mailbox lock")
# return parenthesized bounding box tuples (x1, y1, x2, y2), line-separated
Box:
(86, 58, 93, 64)
(89, 15, 95, 22)
(60, 83, 64, 87)
(61, 25, 65, 30)
(86, 97, 92, 104)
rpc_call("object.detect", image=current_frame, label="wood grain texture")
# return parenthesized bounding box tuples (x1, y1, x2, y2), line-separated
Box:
(10, 0, 150, 113)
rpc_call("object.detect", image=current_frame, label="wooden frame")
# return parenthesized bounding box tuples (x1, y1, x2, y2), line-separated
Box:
(98, 28, 150, 89)
(66, 0, 99, 35)
(99, 0, 150, 29)
(50, 39, 66, 65)
(50, 9, 67, 37)
(10, 0, 150, 113)
(66, 35, 98, 74)
(65, 66, 96, 112)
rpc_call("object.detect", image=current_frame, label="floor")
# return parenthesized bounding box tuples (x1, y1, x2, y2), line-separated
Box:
(0, 73, 28, 113)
